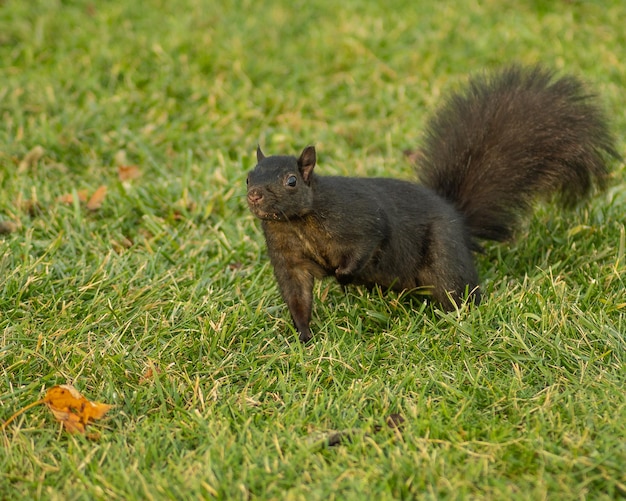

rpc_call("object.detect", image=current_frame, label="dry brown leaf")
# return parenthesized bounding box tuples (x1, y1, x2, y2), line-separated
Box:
(2, 384, 113, 436)
(57, 193, 74, 205)
(43, 384, 112, 434)
(86, 185, 107, 211)
(139, 363, 161, 384)
(117, 165, 141, 182)
(139, 367, 154, 383)
(57, 190, 89, 205)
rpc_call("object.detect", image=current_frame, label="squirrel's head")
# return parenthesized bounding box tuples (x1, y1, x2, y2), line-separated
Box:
(246, 146, 316, 221)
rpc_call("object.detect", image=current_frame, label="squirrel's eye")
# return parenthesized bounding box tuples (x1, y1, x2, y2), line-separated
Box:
(286, 175, 297, 187)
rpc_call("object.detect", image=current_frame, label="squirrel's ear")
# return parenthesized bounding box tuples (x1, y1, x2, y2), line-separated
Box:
(256, 146, 265, 163)
(298, 146, 316, 182)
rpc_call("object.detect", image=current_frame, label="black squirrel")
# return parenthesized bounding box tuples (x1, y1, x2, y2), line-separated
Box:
(246, 65, 619, 343)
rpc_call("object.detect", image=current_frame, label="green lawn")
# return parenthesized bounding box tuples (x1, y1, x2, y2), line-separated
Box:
(1, 0, 625, 499)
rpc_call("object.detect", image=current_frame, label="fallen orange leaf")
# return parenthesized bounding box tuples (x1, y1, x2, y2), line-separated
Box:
(57, 193, 74, 205)
(117, 165, 141, 182)
(2, 384, 113, 436)
(139, 367, 154, 384)
(43, 385, 112, 434)
(86, 185, 107, 211)
(57, 190, 89, 205)
(138, 363, 161, 385)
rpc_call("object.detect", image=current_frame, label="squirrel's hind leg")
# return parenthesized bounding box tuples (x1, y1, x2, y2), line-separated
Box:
(415, 220, 480, 310)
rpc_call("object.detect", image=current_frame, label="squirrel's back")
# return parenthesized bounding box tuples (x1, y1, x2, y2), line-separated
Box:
(415, 65, 620, 242)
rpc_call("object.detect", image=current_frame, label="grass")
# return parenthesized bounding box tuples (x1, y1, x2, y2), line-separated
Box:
(1, 0, 625, 499)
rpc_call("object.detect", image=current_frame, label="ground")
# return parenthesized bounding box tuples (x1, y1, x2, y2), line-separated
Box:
(1, 0, 625, 499)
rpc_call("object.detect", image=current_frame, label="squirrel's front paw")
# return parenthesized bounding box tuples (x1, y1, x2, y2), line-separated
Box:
(298, 329, 312, 343)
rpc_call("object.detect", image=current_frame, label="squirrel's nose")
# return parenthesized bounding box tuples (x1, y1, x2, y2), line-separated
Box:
(247, 189, 263, 204)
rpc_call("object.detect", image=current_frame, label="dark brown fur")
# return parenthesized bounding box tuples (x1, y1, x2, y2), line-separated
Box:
(246, 65, 619, 342)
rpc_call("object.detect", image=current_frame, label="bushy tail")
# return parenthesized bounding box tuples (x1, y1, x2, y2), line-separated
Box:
(415, 65, 620, 242)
